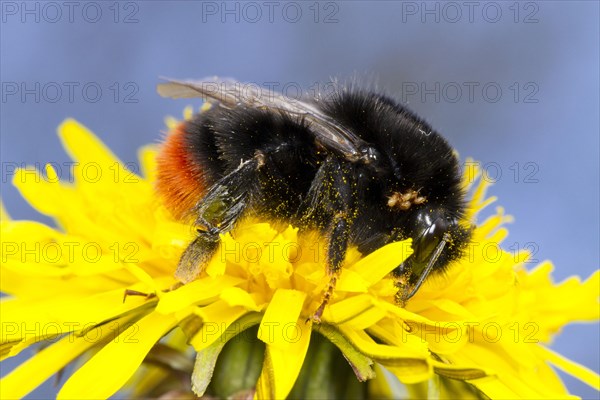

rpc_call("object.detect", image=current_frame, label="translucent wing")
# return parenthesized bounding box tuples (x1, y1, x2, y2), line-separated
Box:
(157, 77, 378, 163)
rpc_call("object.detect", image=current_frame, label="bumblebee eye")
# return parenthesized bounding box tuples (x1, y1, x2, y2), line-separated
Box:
(412, 217, 449, 268)
(395, 215, 453, 303)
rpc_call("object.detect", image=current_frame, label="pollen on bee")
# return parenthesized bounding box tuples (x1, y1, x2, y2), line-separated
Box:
(387, 189, 427, 211)
(396, 274, 409, 286)
(156, 122, 206, 221)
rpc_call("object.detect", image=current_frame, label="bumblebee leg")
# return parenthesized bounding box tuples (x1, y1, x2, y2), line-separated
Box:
(175, 157, 262, 283)
(306, 157, 357, 322)
(312, 212, 352, 322)
(175, 228, 222, 283)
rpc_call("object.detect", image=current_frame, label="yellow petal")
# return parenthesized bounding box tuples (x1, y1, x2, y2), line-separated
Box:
(57, 311, 177, 400)
(192, 301, 247, 350)
(58, 119, 120, 168)
(138, 145, 158, 182)
(256, 317, 311, 399)
(11, 167, 67, 217)
(257, 289, 306, 349)
(468, 376, 524, 400)
(350, 240, 412, 286)
(190, 305, 255, 352)
(336, 268, 369, 292)
(430, 360, 490, 380)
(368, 320, 430, 357)
(220, 287, 263, 312)
(164, 115, 179, 130)
(454, 340, 574, 399)
(0, 199, 10, 221)
(386, 363, 433, 385)
(368, 364, 398, 399)
(316, 323, 376, 381)
(325, 294, 387, 329)
(1, 288, 153, 359)
(156, 275, 243, 314)
(123, 263, 160, 294)
(339, 326, 429, 363)
(192, 313, 262, 397)
(183, 105, 194, 120)
(0, 319, 126, 399)
(537, 345, 600, 390)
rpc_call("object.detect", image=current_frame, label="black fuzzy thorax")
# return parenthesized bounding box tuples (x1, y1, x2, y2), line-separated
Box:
(183, 106, 322, 223)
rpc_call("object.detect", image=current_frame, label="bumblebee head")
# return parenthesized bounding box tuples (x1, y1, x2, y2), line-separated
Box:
(395, 206, 472, 304)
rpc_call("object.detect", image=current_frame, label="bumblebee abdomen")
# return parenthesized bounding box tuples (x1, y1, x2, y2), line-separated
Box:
(207, 106, 322, 221)
(156, 111, 226, 221)
(156, 122, 207, 220)
(157, 106, 321, 222)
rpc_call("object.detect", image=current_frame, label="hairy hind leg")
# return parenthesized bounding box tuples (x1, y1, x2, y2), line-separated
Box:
(175, 156, 261, 283)
(301, 156, 357, 322)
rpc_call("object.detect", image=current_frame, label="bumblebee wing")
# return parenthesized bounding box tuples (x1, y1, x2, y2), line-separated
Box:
(157, 77, 372, 162)
(157, 77, 242, 105)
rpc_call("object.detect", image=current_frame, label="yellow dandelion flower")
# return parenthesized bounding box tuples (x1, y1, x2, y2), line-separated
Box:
(1, 113, 598, 399)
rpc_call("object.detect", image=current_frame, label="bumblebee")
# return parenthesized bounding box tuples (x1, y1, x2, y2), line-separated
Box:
(156, 78, 471, 320)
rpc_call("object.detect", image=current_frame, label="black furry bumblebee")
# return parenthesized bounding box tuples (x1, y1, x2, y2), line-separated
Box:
(156, 78, 472, 320)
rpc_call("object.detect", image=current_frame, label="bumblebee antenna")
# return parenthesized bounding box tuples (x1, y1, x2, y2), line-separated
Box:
(402, 232, 450, 302)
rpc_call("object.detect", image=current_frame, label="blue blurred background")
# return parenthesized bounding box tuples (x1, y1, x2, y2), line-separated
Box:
(1, 1, 598, 398)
